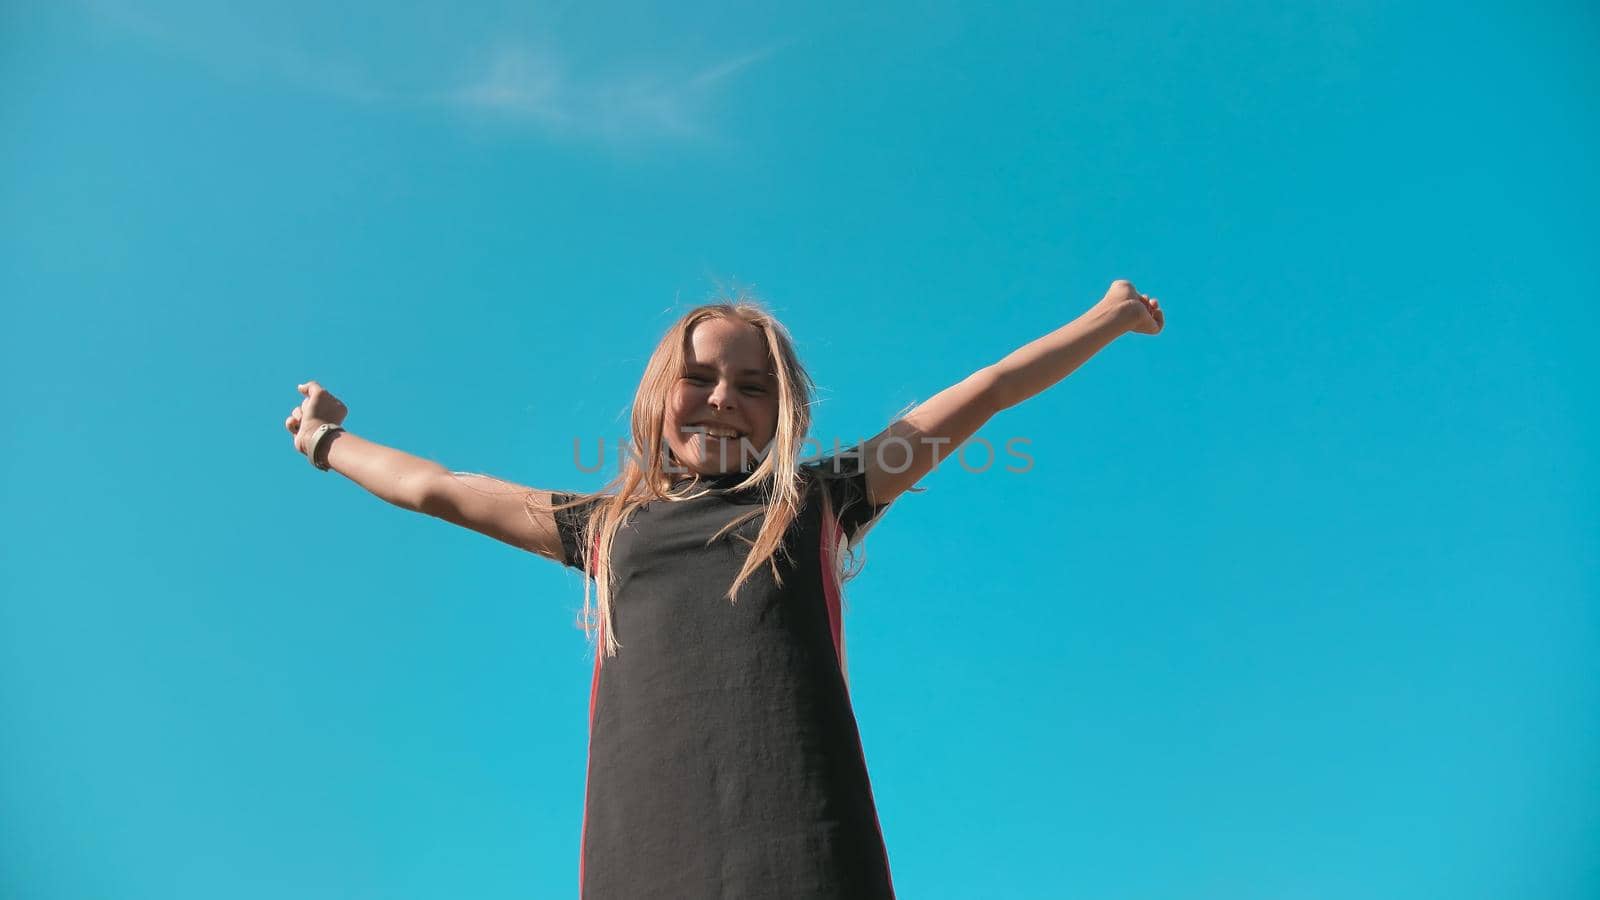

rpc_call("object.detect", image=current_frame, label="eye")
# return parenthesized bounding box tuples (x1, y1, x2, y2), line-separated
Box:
(683, 374, 712, 386)
(740, 384, 768, 396)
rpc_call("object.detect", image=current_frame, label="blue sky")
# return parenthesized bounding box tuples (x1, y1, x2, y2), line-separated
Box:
(3, 2, 1596, 897)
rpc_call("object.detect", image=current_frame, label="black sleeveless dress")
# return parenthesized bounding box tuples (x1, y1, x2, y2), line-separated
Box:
(550, 456, 895, 899)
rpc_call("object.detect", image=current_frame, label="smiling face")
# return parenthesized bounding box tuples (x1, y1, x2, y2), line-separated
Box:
(663, 316, 780, 477)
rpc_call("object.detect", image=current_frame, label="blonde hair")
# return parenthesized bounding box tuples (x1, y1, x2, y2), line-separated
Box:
(548, 297, 818, 657)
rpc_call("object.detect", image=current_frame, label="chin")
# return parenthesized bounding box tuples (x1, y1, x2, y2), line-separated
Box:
(685, 455, 743, 475)
(674, 437, 760, 475)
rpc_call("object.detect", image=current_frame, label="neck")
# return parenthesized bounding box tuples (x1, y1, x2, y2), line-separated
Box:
(673, 468, 756, 490)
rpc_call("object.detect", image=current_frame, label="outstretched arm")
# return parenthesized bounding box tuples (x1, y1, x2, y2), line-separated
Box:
(283, 381, 569, 563)
(856, 280, 1163, 505)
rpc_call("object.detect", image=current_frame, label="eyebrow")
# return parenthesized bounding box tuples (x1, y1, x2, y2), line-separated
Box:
(685, 363, 775, 378)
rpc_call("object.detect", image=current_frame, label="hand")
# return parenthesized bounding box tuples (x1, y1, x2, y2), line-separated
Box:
(285, 380, 349, 456)
(1097, 279, 1164, 336)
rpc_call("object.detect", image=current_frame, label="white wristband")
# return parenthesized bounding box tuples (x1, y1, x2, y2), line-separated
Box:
(307, 423, 344, 471)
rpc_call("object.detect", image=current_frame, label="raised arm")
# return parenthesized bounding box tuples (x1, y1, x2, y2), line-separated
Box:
(855, 280, 1163, 505)
(283, 381, 568, 563)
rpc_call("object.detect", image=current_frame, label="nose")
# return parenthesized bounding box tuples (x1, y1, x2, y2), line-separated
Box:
(707, 380, 736, 411)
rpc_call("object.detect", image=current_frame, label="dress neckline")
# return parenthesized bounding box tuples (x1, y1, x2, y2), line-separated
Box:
(672, 469, 762, 493)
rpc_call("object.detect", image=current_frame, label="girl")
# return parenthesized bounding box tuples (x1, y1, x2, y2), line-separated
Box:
(283, 280, 1163, 899)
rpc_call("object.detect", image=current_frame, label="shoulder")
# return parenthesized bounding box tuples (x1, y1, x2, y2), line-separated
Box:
(799, 451, 892, 547)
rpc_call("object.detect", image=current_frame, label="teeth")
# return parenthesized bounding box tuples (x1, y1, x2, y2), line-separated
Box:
(703, 426, 740, 438)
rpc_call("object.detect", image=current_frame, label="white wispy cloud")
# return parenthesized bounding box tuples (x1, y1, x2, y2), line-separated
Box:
(82, 0, 390, 104)
(447, 45, 771, 142)
(80, 1, 770, 145)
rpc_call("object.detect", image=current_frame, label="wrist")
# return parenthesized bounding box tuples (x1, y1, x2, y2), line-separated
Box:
(314, 427, 345, 470)
(1089, 298, 1137, 335)
(304, 421, 345, 471)
(297, 419, 329, 454)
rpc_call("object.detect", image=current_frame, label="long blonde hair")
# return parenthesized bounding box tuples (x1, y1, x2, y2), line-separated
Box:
(551, 299, 818, 657)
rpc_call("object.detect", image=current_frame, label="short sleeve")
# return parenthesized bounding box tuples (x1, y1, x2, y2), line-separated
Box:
(802, 445, 892, 548)
(548, 492, 604, 573)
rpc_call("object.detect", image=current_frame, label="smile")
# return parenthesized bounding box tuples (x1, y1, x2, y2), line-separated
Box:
(688, 423, 746, 439)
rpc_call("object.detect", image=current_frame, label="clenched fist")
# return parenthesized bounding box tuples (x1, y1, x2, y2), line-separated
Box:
(285, 380, 349, 456)
(1097, 279, 1164, 335)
